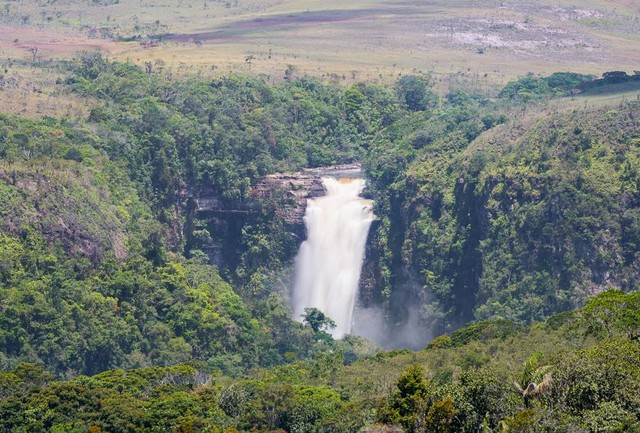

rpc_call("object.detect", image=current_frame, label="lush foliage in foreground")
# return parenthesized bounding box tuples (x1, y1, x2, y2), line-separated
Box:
(1, 291, 638, 432)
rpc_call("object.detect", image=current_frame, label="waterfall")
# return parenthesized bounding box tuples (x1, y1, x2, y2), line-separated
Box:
(292, 177, 375, 337)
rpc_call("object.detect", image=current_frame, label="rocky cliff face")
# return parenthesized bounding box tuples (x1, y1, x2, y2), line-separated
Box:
(251, 173, 325, 225)
(190, 163, 364, 267)
(194, 163, 362, 226)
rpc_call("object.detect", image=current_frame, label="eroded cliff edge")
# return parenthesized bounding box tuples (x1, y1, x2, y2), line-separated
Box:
(187, 163, 366, 267)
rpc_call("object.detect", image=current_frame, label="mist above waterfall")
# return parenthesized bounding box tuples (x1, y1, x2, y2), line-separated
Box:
(292, 177, 375, 337)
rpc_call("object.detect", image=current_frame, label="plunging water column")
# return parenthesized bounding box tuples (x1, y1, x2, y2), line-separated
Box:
(292, 177, 375, 337)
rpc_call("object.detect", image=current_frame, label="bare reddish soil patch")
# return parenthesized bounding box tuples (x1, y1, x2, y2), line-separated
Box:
(0, 25, 118, 60)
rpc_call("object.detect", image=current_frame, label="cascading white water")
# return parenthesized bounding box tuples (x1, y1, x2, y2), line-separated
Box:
(292, 177, 375, 337)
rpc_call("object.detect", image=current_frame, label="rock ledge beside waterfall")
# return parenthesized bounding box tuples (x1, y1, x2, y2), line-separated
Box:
(251, 163, 363, 224)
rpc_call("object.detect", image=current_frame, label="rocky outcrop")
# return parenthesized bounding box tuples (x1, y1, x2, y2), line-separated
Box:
(189, 163, 364, 266)
(194, 163, 363, 225)
(252, 163, 363, 224)
(251, 173, 324, 224)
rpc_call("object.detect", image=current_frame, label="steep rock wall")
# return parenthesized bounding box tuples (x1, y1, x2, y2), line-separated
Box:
(189, 164, 364, 267)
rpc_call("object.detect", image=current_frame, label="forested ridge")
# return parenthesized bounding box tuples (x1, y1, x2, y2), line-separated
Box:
(366, 98, 640, 334)
(0, 55, 639, 431)
(1, 292, 638, 432)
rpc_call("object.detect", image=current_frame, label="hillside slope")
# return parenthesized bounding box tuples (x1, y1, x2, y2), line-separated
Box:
(1, 291, 638, 432)
(365, 95, 640, 336)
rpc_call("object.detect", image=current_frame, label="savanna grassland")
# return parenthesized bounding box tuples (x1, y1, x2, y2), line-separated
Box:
(3, 0, 640, 78)
(2, 0, 640, 118)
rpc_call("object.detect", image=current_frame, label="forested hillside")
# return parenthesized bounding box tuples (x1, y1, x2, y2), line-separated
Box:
(1, 291, 638, 432)
(366, 96, 640, 335)
(1, 54, 639, 431)
(0, 53, 406, 376)
(0, 117, 318, 375)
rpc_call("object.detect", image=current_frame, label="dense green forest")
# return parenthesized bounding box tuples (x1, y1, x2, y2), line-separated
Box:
(366, 96, 640, 332)
(1, 291, 638, 432)
(1, 52, 404, 376)
(1, 54, 639, 431)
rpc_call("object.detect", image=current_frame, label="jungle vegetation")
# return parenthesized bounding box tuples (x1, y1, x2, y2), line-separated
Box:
(1, 54, 639, 431)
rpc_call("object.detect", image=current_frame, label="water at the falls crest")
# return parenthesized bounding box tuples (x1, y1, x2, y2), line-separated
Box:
(292, 177, 375, 337)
